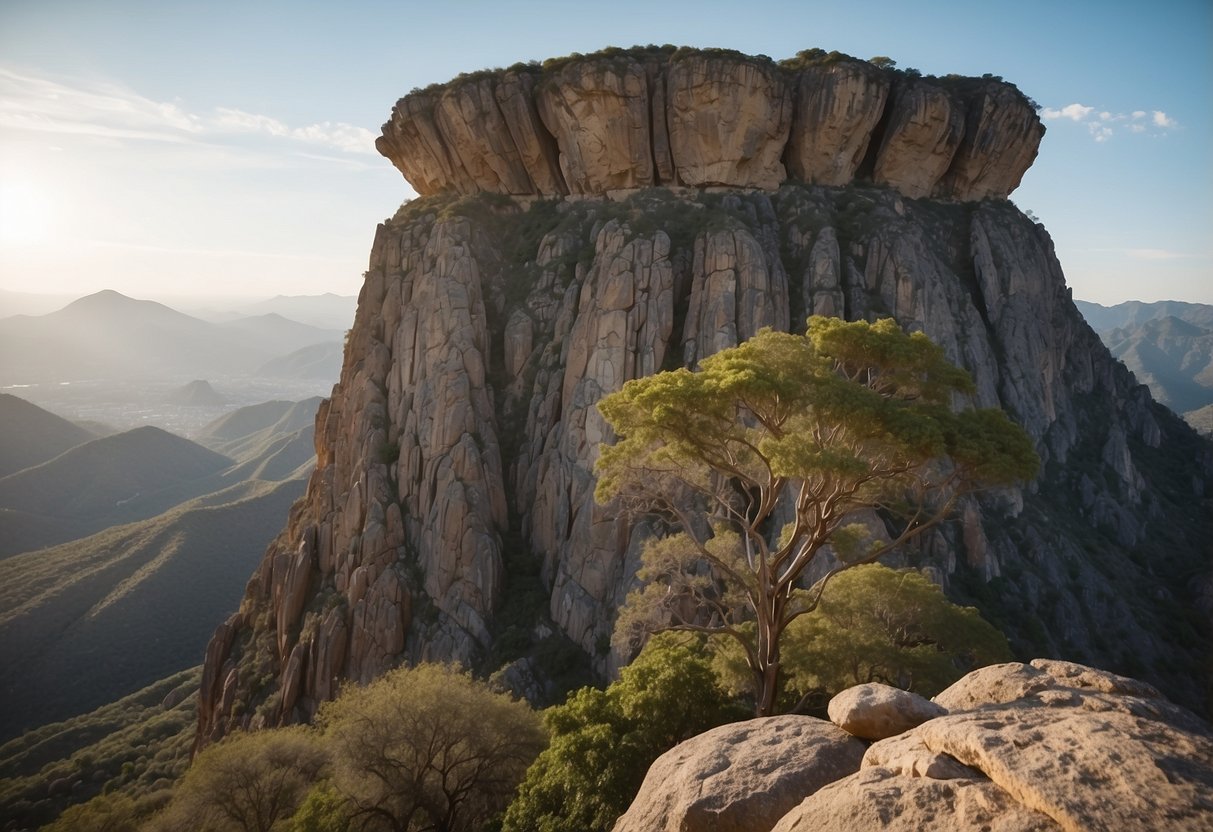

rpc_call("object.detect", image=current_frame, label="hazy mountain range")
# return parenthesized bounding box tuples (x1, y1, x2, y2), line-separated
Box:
(1076, 300, 1213, 429)
(0, 290, 348, 385)
(0, 393, 322, 739)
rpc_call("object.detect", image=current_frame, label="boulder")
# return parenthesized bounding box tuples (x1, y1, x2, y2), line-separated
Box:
(827, 682, 946, 740)
(776, 660, 1213, 831)
(614, 716, 866, 832)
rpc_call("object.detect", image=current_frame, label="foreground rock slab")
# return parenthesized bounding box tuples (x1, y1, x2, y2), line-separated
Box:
(613, 715, 866, 832)
(780, 660, 1213, 832)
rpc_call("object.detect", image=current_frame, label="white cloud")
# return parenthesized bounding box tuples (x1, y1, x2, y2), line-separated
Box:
(1043, 103, 1094, 121)
(1040, 99, 1180, 141)
(0, 66, 379, 158)
(1125, 248, 1185, 260)
(1152, 110, 1178, 128)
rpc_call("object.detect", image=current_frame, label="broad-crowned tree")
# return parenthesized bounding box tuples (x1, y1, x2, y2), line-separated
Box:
(597, 317, 1038, 715)
(318, 663, 544, 832)
(145, 726, 327, 832)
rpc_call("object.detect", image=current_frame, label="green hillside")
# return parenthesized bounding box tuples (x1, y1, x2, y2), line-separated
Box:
(0, 393, 95, 478)
(0, 479, 303, 740)
(0, 426, 231, 519)
(0, 667, 199, 831)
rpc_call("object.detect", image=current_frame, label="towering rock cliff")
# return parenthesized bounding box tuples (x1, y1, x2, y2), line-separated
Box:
(197, 47, 1211, 745)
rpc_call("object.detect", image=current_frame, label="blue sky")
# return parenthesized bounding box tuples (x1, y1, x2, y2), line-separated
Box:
(0, 0, 1209, 305)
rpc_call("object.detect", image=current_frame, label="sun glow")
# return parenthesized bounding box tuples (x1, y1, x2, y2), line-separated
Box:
(0, 179, 56, 247)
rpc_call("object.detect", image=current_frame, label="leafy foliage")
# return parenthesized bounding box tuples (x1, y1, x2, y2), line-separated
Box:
(502, 634, 746, 832)
(713, 564, 1012, 707)
(317, 663, 545, 832)
(598, 317, 1038, 714)
(144, 726, 327, 832)
(0, 667, 198, 830)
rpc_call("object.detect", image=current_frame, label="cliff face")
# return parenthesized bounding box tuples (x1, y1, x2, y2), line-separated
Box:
(376, 48, 1044, 202)
(196, 49, 1211, 745)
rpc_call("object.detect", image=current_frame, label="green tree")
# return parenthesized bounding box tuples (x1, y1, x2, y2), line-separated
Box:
(318, 663, 545, 832)
(597, 317, 1038, 716)
(287, 783, 351, 832)
(502, 634, 745, 832)
(713, 564, 1013, 708)
(145, 726, 327, 832)
(42, 792, 139, 832)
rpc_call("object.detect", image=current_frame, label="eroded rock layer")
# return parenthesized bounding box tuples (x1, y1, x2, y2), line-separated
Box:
(196, 182, 1212, 746)
(377, 47, 1045, 202)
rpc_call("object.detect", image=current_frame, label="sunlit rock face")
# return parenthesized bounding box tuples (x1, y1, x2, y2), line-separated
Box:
(195, 48, 1211, 748)
(376, 47, 1044, 201)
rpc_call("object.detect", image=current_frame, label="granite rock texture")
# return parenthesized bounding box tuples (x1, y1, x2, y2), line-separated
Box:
(377, 48, 1044, 201)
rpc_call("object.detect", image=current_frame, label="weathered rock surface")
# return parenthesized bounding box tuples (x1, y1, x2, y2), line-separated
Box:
(613, 716, 867, 832)
(196, 177, 1212, 744)
(785, 58, 889, 186)
(773, 769, 1063, 832)
(537, 57, 656, 194)
(872, 78, 965, 198)
(666, 53, 792, 188)
(777, 660, 1213, 832)
(377, 47, 1045, 201)
(827, 683, 946, 740)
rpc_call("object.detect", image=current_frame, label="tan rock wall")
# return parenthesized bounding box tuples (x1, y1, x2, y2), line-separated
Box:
(377, 49, 1044, 202)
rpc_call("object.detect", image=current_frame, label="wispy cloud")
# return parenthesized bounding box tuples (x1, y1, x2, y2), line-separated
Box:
(1041, 100, 1180, 142)
(1125, 248, 1188, 261)
(0, 67, 378, 157)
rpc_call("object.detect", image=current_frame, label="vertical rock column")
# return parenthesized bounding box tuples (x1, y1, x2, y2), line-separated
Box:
(528, 220, 676, 660)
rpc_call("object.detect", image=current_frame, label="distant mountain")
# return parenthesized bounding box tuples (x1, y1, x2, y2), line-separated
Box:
(236, 292, 357, 330)
(0, 289, 75, 318)
(196, 398, 321, 481)
(218, 313, 343, 356)
(1076, 300, 1213, 332)
(0, 392, 321, 745)
(0, 393, 95, 477)
(0, 478, 302, 740)
(1077, 300, 1213, 421)
(1185, 404, 1213, 437)
(0, 289, 341, 385)
(0, 425, 231, 523)
(166, 379, 227, 406)
(197, 397, 321, 447)
(255, 341, 344, 380)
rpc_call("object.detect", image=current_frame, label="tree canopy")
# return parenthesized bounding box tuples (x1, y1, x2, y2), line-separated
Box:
(144, 726, 327, 832)
(502, 634, 745, 832)
(596, 317, 1038, 715)
(317, 662, 545, 832)
(712, 564, 1013, 709)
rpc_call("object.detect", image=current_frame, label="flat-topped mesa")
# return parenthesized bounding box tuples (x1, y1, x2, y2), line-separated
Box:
(376, 47, 1045, 202)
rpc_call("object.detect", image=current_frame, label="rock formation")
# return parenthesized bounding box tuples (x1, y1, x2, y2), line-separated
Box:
(195, 47, 1211, 746)
(617, 661, 1213, 832)
(377, 47, 1044, 202)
